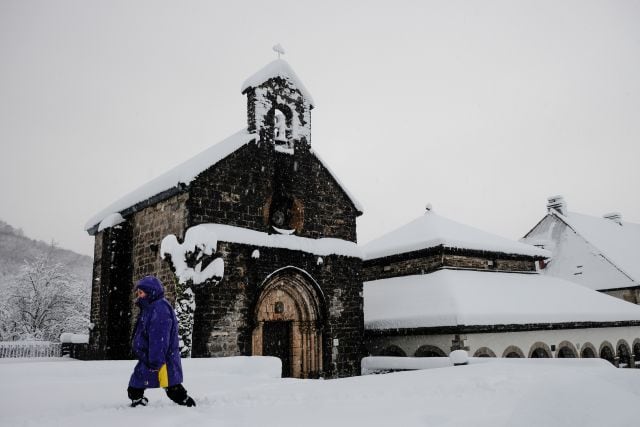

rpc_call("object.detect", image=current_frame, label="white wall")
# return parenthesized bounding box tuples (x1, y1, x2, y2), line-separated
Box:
(368, 334, 456, 357)
(368, 326, 640, 363)
(466, 327, 640, 359)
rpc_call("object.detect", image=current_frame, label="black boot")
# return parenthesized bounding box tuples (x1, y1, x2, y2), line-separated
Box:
(182, 396, 196, 407)
(130, 397, 149, 407)
(128, 386, 148, 407)
(166, 384, 196, 407)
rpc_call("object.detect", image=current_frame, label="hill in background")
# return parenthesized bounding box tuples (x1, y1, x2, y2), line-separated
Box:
(0, 220, 92, 288)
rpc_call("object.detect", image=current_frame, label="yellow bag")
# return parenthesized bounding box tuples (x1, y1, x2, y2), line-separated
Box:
(158, 364, 169, 388)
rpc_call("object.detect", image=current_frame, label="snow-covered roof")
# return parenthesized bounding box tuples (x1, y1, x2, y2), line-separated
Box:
(241, 59, 315, 106)
(362, 210, 550, 261)
(552, 210, 640, 284)
(170, 223, 362, 258)
(97, 213, 125, 232)
(364, 269, 640, 330)
(86, 128, 362, 232)
(85, 129, 255, 231)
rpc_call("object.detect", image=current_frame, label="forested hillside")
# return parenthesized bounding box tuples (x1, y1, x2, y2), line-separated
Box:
(0, 220, 93, 340)
(0, 220, 92, 283)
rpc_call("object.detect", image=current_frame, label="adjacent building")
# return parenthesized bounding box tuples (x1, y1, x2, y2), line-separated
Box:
(362, 208, 640, 367)
(522, 196, 640, 303)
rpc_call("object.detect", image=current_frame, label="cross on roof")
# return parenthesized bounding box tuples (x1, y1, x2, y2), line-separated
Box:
(272, 43, 285, 59)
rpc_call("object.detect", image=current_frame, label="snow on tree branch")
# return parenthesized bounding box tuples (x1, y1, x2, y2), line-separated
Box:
(160, 226, 225, 357)
(160, 227, 224, 285)
(0, 251, 89, 341)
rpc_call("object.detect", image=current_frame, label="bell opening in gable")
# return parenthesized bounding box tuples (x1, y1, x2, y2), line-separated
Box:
(273, 108, 293, 154)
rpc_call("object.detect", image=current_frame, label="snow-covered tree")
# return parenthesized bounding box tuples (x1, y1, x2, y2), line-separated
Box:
(161, 226, 224, 357)
(0, 252, 89, 341)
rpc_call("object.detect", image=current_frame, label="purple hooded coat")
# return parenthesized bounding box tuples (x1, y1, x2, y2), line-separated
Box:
(128, 276, 184, 389)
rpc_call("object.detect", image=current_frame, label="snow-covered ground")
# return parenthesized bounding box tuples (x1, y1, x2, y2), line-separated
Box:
(1, 357, 639, 427)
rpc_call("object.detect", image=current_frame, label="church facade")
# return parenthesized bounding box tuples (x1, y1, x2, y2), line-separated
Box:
(85, 59, 364, 378)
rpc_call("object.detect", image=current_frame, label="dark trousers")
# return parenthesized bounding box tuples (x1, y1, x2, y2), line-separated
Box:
(127, 384, 189, 405)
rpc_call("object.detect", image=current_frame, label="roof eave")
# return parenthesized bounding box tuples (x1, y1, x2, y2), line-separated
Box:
(86, 184, 187, 236)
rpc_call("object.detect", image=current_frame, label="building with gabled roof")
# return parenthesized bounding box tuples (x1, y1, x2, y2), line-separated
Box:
(362, 207, 640, 367)
(85, 58, 364, 378)
(522, 196, 640, 303)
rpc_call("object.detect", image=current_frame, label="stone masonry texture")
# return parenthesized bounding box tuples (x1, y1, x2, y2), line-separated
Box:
(363, 246, 537, 282)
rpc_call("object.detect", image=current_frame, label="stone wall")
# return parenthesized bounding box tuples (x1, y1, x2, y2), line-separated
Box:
(188, 142, 358, 242)
(245, 76, 311, 145)
(86, 222, 133, 359)
(187, 143, 272, 233)
(443, 253, 536, 272)
(87, 231, 105, 356)
(362, 249, 442, 282)
(604, 288, 640, 304)
(362, 247, 537, 282)
(191, 241, 363, 378)
(131, 192, 189, 304)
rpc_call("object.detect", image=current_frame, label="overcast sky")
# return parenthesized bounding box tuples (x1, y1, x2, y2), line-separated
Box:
(1, 0, 639, 257)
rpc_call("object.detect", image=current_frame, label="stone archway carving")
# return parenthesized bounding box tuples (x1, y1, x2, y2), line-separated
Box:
(252, 268, 324, 378)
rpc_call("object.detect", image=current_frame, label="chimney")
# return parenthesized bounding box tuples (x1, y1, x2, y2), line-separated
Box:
(603, 212, 622, 226)
(547, 195, 566, 215)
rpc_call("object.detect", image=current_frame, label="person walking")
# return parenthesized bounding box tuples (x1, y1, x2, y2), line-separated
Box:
(127, 275, 196, 407)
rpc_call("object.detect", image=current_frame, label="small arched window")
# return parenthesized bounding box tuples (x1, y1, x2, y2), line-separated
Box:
(274, 109, 289, 142)
(273, 108, 293, 154)
(530, 348, 550, 358)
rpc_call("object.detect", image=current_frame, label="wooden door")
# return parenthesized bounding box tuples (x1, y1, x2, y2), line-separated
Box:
(262, 321, 292, 377)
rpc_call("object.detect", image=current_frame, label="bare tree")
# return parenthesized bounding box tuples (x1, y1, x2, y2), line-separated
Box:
(0, 251, 89, 341)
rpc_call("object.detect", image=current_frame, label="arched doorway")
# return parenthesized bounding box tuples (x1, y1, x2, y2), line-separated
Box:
(502, 345, 525, 358)
(414, 345, 446, 357)
(581, 344, 597, 358)
(252, 268, 324, 378)
(473, 347, 497, 358)
(529, 342, 552, 358)
(600, 342, 615, 366)
(633, 340, 640, 367)
(617, 340, 631, 368)
(379, 345, 407, 357)
(557, 341, 578, 358)
(557, 347, 576, 358)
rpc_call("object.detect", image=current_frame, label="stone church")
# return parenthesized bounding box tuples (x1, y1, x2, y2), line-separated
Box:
(84, 58, 364, 378)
